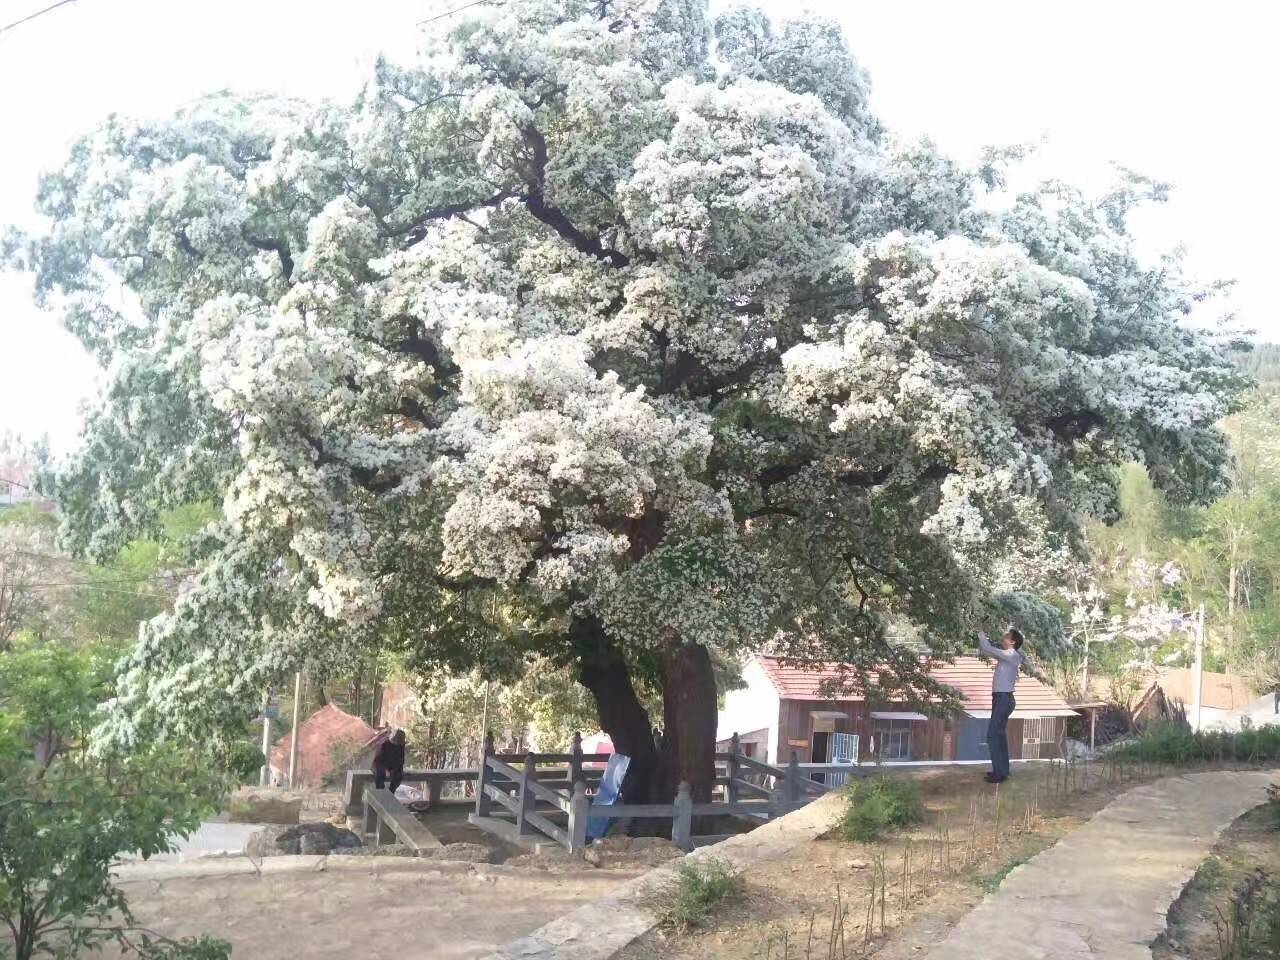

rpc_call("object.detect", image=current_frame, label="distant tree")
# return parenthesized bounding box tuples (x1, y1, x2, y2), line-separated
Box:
(1232, 342, 1280, 386)
(0, 506, 71, 651)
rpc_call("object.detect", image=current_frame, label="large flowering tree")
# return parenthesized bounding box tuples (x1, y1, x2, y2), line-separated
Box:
(8, 0, 1244, 799)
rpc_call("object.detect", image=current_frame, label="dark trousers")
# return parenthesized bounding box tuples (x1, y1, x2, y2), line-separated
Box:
(987, 692, 1016, 780)
(374, 765, 402, 793)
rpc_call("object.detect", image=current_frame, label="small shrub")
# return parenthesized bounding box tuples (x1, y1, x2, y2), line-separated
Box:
(1193, 857, 1224, 893)
(651, 857, 743, 931)
(839, 776, 926, 842)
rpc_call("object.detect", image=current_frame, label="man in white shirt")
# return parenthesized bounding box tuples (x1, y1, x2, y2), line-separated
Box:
(977, 624, 1025, 784)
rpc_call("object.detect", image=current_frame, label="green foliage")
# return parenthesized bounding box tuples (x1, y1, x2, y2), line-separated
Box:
(650, 858, 743, 932)
(0, 751, 232, 959)
(221, 740, 265, 784)
(1108, 722, 1280, 766)
(0, 639, 123, 764)
(838, 776, 926, 842)
(974, 857, 1029, 893)
(0, 640, 233, 960)
(406, 660, 608, 767)
(1193, 856, 1225, 893)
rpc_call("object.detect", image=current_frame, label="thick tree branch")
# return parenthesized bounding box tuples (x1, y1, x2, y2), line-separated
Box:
(521, 125, 630, 267)
(381, 189, 517, 246)
(1044, 409, 1106, 441)
(304, 433, 402, 494)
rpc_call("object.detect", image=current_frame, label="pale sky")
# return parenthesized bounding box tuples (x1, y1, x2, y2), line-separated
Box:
(1, 0, 1276, 455)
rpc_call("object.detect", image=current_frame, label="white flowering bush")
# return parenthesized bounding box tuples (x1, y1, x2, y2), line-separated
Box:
(5, 0, 1245, 793)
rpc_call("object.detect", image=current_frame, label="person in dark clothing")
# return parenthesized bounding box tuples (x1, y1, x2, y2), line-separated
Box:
(373, 729, 406, 793)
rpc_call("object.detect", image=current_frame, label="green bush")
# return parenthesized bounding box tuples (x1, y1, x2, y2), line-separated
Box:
(839, 776, 926, 842)
(1108, 723, 1280, 767)
(223, 741, 266, 784)
(651, 857, 743, 931)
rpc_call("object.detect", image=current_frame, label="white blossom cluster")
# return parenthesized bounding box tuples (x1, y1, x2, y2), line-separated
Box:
(8, 0, 1245, 742)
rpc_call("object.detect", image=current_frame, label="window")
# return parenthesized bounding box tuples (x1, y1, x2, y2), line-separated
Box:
(875, 719, 913, 760)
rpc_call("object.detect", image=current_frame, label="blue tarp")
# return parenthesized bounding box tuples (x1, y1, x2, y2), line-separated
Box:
(585, 753, 630, 841)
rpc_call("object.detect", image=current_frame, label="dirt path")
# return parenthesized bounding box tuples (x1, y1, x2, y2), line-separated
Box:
(96, 858, 640, 960)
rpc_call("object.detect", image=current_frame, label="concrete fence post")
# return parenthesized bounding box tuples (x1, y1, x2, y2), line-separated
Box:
(476, 731, 494, 818)
(785, 750, 800, 805)
(568, 780, 589, 854)
(672, 781, 693, 851)
(518, 752, 536, 835)
(726, 732, 741, 804)
(570, 731, 583, 787)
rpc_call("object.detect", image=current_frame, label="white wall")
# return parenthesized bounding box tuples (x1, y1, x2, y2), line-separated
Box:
(716, 659, 781, 763)
(1195, 707, 1245, 733)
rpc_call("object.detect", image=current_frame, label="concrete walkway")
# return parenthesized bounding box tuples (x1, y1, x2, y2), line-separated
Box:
(922, 770, 1279, 960)
(117, 821, 265, 863)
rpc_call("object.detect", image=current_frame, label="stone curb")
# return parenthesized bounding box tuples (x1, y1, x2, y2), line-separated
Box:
(483, 790, 848, 960)
(111, 854, 545, 884)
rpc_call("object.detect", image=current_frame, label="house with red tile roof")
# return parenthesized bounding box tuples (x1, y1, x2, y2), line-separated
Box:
(716, 654, 1077, 768)
(269, 703, 387, 788)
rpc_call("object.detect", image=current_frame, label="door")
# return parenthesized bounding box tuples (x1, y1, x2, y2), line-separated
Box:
(810, 731, 830, 783)
(1022, 717, 1045, 760)
(956, 716, 989, 761)
(828, 733, 859, 787)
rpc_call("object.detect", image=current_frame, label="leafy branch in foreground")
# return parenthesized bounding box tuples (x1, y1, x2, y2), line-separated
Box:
(1, 642, 234, 960)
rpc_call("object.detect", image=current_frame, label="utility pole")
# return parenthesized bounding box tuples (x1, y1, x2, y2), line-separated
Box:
(287, 670, 303, 789)
(1191, 604, 1205, 733)
(258, 687, 272, 787)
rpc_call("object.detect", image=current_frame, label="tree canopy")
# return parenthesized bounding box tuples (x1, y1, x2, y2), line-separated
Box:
(7, 0, 1245, 795)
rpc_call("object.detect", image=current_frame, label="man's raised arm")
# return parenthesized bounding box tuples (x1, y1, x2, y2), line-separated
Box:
(977, 630, 1021, 662)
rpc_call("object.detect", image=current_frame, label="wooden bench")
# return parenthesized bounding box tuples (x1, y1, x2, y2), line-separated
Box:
(343, 768, 479, 820)
(362, 787, 443, 852)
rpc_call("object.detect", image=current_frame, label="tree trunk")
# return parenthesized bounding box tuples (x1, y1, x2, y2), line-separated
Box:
(571, 614, 658, 804)
(658, 641, 718, 803)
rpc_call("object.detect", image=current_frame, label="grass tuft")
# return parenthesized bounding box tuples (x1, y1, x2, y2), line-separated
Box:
(974, 857, 1029, 893)
(651, 857, 744, 932)
(838, 776, 926, 843)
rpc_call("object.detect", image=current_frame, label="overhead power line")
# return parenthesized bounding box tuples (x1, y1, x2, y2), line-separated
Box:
(0, 0, 79, 37)
(418, 0, 495, 26)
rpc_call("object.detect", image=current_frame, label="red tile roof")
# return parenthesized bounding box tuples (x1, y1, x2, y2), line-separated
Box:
(755, 655, 1076, 716)
(270, 704, 381, 787)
